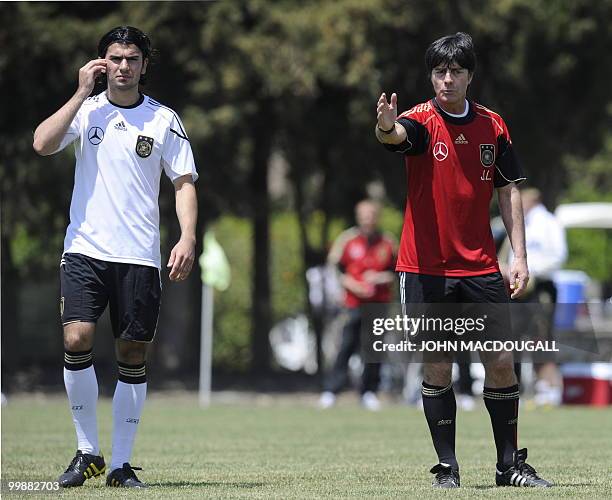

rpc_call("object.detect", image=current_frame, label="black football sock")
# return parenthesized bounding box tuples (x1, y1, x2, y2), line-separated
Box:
(422, 382, 458, 470)
(483, 384, 519, 469)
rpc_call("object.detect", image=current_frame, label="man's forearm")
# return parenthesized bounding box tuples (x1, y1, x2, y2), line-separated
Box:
(175, 180, 197, 242)
(33, 91, 86, 156)
(498, 183, 527, 258)
(376, 271, 396, 285)
(340, 274, 364, 295)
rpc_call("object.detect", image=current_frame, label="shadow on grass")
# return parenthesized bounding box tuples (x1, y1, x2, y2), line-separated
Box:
(153, 481, 266, 489)
(474, 483, 590, 489)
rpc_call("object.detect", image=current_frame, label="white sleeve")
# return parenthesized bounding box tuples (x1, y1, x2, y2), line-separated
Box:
(161, 113, 198, 182)
(53, 109, 81, 153)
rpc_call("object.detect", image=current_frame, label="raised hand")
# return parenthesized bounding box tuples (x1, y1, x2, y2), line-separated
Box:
(377, 92, 398, 131)
(76, 59, 107, 99)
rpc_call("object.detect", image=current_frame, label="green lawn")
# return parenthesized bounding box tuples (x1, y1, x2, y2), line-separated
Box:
(2, 394, 611, 498)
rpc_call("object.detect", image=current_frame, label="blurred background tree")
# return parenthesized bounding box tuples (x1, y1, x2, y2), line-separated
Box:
(1, 0, 611, 387)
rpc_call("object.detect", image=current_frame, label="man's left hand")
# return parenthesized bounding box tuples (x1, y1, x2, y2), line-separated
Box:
(509, 257, 529, 299)
(167, 237, 196, 282)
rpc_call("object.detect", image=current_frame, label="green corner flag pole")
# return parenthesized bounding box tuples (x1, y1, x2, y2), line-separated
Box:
(198, 230, 231, 408)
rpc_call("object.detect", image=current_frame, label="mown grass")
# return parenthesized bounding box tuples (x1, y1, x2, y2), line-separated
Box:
(2, 393, 611, 498)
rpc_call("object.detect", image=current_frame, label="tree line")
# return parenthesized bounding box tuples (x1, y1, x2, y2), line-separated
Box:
(1, 0, 610, 379)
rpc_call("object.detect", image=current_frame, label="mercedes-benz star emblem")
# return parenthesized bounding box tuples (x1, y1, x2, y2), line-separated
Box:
(433, 141, 449, 161)
(88, 126, 104, 145)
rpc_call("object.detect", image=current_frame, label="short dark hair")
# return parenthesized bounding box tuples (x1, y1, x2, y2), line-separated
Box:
(98, 26, 152, 84)
(425, 32, 476, 74)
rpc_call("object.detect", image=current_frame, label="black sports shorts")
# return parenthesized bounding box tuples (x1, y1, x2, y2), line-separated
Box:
(398, 271, 514, 357)
(60, 252, 161, 342)
(398, 271, 509, 304)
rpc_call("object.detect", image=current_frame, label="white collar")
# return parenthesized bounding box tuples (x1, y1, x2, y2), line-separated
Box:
(442, 99, 469, 118)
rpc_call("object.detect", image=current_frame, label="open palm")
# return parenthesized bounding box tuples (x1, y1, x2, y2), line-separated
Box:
(377, 92, 398, 130)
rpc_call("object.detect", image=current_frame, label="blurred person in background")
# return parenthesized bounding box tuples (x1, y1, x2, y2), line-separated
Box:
(319, 200, 396, 411)
(33, 26, 198, 488)
(500, 188, 567, 405)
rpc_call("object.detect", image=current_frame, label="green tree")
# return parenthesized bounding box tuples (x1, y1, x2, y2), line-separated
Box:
(2, 0, 611, 381)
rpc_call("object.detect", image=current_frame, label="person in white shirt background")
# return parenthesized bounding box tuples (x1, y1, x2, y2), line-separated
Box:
(33, 26, 198, 488)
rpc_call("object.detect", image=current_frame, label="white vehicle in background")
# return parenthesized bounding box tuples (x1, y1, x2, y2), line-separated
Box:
(553, 203, 612, 406)
(554, 202, 612, 314)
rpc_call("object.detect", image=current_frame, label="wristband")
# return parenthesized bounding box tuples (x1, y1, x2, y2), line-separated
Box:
(377, 122, 396, 134)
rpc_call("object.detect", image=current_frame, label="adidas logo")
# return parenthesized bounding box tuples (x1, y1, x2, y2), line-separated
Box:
(454, 133, 468, 144)
(114, 121, 127, 131)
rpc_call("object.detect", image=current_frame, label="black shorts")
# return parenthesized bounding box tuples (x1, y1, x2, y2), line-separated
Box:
(398, 271, 513, 356)
(60, 253, 161, 342)
(398, 271, 509, 304)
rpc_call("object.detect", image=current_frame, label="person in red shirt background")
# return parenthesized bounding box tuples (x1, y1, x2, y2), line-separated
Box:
(375, 32, 551, 488)
(319, 199, 396, 411)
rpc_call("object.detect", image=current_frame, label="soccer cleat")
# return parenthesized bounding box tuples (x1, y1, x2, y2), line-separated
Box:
(496, 448, 552, 487)
(58, 450, 106, 487)
(106, 463, 147, 488)
(430, 463, 460, 488)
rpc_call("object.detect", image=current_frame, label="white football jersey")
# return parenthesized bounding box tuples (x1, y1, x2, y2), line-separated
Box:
(56, 92, 198, 269)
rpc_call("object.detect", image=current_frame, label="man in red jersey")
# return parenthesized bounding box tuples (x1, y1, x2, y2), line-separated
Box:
(375, 33, 551, 488)
(319, 200, 396, 411)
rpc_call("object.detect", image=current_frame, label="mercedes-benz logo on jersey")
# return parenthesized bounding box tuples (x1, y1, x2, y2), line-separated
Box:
(136, 135, 154, 158)
(87, 126, 104, 145)
(480, 144, 495, 167)
(433, 141, 449, 161)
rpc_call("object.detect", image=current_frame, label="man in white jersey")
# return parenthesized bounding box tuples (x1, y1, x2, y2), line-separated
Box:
(33, 26, 198, 488)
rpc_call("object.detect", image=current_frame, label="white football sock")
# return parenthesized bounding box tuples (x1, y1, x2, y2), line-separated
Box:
(110, 381, 147, 471)
(63, 365, 100, 455)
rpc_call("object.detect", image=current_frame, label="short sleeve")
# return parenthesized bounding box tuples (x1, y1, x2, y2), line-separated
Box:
(53, 109, 81, 153)
(494, 117, 526, 188)
(161, 113, 198, 182)
(382, 112, 430, 156)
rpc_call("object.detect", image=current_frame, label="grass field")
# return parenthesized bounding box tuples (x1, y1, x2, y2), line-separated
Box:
(2, 393, 611, 499)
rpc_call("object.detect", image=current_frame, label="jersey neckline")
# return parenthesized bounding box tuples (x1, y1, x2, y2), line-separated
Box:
(431, 98, 476, 125)
(105, 92, 145, 109)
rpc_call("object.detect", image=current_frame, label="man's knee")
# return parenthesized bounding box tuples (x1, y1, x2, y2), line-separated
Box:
(483, 353, 517, 386)
(63, 322, 95, 351)
(423, 361, 453, 386)
(116, 339, 147, 364)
